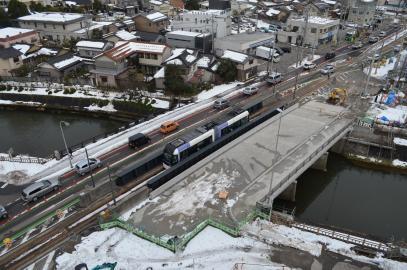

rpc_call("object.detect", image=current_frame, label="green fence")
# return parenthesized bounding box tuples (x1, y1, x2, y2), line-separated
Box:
(1, 197, 81, 249)
(100, 209, 268, 253)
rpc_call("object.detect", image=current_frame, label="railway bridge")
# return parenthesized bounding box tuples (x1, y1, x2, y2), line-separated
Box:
(127, 100, 354, 237)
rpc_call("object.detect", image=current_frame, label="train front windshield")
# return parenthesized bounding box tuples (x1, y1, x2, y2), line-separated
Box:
(163, 151, 178, 166)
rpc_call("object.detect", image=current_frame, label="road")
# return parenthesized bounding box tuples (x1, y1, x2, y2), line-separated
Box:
(0, 25, 404, 234)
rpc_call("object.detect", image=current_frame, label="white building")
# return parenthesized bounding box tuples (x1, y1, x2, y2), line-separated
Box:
(214, 32, 275, 57)
(277, 16, 340, 47)
(347, 0, 377, 26)
(171, 9, 231, 38)
(17, 12, 92, 43)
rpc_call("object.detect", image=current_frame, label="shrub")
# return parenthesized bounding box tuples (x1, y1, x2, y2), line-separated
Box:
(6, 85, 12, 91)
(0, 85, 6, 91)
(48, 90, 52, 95)
(63, 88, 70, 95)
(18, 86, 24, 92)
(70, 88, 76, 94)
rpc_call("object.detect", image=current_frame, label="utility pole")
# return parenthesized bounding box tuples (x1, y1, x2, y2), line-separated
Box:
(298, 4, 310, 67)
(266, 33, 276, 75)
(363, 53, 376, 96)
(107, 164, 117, 206)
(211, 13, 215, 54)
(85, 148, 96, 188)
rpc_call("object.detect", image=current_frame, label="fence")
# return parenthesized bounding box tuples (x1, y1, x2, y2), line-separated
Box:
(0, 155, 51, 164)
(100, 209, 269, 253)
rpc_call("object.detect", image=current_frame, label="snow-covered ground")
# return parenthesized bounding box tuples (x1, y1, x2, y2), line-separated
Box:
(196, 82, 241, 102)
(54, 220, 407, 270)
(289, 54, 321, 69)
(0, 161, 46, 185)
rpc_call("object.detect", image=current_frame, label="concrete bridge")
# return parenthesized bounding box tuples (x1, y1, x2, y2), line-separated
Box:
(127, 101, 354, 237)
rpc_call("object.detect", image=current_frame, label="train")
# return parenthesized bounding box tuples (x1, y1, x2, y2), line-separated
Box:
(162, 108, 249, 168)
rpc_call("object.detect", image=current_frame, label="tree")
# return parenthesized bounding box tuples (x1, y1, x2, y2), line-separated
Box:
(164, 65, 192, 98)
(0, 9, 11, 27)
(92, 0, 103, 12)
(216, 59, 237, 83)
(185, 0, 199, 10)
(91, 28, 103, 40)
(8, 0, 28, 19)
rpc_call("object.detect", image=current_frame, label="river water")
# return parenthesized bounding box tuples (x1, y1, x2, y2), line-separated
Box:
(0, 110, 125, 158)
(295, 153, 407, 241)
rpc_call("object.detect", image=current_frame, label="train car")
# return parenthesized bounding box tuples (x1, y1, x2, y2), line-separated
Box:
(162, 109, 249, 168)
(162, 129, 215, 168)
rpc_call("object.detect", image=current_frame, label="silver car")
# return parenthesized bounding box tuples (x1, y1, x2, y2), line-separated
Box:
(0, 205, 8, 219)
(320, 65, 335, 75)
(75, 158, 102, 175)
(243, 86, 259, 95)
(213, 98, 229, 109)
(22, 178, 61, 202)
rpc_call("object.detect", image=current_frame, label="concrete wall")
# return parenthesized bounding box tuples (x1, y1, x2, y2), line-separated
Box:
(0, 31, 40, 48)
(166, 33, 196, 49)
(0, 55, 23, 76)
(134, 16, 169, 34)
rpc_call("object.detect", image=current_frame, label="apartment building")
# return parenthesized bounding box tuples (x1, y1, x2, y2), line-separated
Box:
(17, 12, 92, 43)
(0, 27, 40, 48)
(347, 0, 377, 26)
(171, 9, 231, 38)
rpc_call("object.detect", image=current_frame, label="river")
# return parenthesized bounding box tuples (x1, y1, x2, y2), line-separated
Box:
(0, 110, 125, 158)
(295, 153, 407, 241)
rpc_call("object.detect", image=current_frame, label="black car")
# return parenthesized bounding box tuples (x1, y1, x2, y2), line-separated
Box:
(128, 133, 151, 148)
(325, 52, 336, 59)
(281, 47, 291, 53)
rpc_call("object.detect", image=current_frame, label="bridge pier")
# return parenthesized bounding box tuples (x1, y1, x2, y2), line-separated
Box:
(311, 152, 329, 171)
(277, 181, 297, 202)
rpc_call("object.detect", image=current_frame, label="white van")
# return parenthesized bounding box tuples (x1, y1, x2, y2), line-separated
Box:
(266, 72, 282, 84)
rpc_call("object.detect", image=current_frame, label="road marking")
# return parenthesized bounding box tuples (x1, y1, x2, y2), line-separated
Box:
(1, 182, 8, 189)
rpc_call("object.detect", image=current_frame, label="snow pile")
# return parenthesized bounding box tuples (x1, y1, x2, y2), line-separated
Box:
(363, 57, 396, 80)
(55, 226, 283, 270)
(290, 54, 321, 68)
(196, 81, 240, 101)
(0, 160, 46, 185)
(394, 137, 407, 146)
(84, 103, 117, 112)
(121, 197, 161, 221)
(392, 159, 407, 168)
(375, 106, 407, 126)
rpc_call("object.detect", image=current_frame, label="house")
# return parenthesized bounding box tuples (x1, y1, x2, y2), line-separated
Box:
(169, 0, 185, 10)
(133, 31, 165, 43)
(73, 21, 118, 39)
(105, 30, 139, 43)
(220, 50, 257, 81)
(0, 27, 40, 48)
(347, 0, 377, 26)
(134, 12, 169, 34)
(214, 32, 274, 57)
(17, 12, 92, 44)
(90, 41, 171, 87)
(0, 47, 23, 76)
(11, 44, 58, 65)
(37, 53, 85, 80)
(277, 16, 340, 47)
(149, 0, 174, 16)
(166, 30, 212, 52)
(171, 9, 231, 38)
(76, 40, 114, 58)
(308, 2, 331, 17)
(195, 54, 217, 83)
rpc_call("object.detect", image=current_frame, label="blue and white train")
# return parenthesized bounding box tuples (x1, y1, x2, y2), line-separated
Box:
(162, 109, 250, 168)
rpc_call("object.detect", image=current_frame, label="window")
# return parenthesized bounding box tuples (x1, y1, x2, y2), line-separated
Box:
(195, 18, 197, 24)
(311, 28, 316, 33)
(63, 25, 65, 30)
(53, 24, 56, 29)
(149, 23, 151, 26)
(146, 53, 151, 59)
(13, 57, 19, 63)
(34, 22, 37, 27)
(249, 59, 253, 64)
(101, 76, 108, 82)
(43, 23, 47, 28)
(151, 54, 157, 60)
(320, 29, 323, 33)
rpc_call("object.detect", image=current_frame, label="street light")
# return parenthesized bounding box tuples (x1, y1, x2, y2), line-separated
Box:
(59, 121, 73, 168)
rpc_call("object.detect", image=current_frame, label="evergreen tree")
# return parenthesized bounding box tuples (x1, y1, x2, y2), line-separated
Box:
(0, 9, 11, 27)
(8, 0, 29, 19)
(164, 65, 192, 98)
(185, 0, 199, 10)
(216, 59, 237, 83)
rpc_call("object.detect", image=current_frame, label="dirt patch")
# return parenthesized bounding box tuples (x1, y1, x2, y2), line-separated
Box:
(0, 170, 31, 185)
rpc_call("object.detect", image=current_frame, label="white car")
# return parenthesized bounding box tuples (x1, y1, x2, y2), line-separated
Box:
(378, 31, 386, 38)
(75, 158, 102, 175)
(243, 86, 259, 95)
(303, 62, 316, 70)
(320, 65, 335, 75)
(368, 53, 381, 62)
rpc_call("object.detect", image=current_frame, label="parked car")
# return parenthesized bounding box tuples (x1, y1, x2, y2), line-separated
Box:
(351, 41, 363, 49)
(320, 64, 335, 75)
(394, 44, 402, 52)
(369, 36, 379, 43)
(0, 205, 7, 219)
(21, 178, 61, 202)
(75, 158, 102, 175)
(325, 52, 336, 60)
(159, 120, 179, 134)
(266, 72, 283, 84)
(213, 98, 230, 109)
(303, 62, 316, 70)
(368, 53, 381, 62)
(128, 133, 150, 148)
(243, 86, 259, 95)
(378, 31, 386, 38)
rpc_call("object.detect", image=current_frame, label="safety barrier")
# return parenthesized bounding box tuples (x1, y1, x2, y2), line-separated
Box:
(0, 155, 51, 164)
(100, 209, 269, 253)
(0, 197, 80, 250)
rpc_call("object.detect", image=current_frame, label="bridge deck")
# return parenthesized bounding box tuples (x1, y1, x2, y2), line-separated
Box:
(127, 101, 353, 237)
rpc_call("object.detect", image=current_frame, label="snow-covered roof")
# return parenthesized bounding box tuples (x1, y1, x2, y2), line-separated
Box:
(105, 41, 167, 61)
(74, 21, 113, 34)
(11, 44, 30, 55)
(321, 0, 336, 5)
(18, 12, 84, 23)
(146, 12, 167, 22)
(76, 40, 106, 49)
(291, 16, 338, 25)
(0, 27, 34, 39)
(53, 55, 83, 69)
(168, 30, 201, 37)
(221, 50, 248, 64)
(115, 30, 138, 41)
(197, 56, 211, 68)
(266, 8, 281, 16)
(149, 0, 162, 5)
(65, 1, 78, 5)
(394, 137, 407, 146)
(154, 66, 165, 78)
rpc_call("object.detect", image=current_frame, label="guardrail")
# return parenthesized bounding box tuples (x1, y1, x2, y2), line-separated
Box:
(293, 223, 389, 252)
(0, 155, 51, 164)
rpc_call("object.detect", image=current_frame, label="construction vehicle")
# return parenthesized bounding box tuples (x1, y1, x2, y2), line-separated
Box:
(327, 88, 348, 105)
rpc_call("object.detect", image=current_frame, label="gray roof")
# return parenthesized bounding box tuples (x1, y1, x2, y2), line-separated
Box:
(215, 32, 273, 43)
(0, 47, 22, 59)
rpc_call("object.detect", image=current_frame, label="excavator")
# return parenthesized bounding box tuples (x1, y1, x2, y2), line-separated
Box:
(327, 88, 348, 105)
